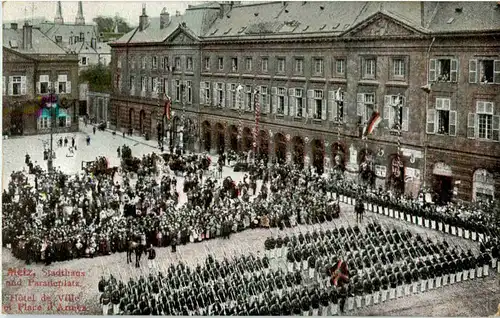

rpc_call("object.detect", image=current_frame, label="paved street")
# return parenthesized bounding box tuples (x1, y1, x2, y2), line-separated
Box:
(2, 123, 499, 316)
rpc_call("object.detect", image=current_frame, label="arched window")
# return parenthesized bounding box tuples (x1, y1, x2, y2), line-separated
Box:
(473, 169, 494, 202)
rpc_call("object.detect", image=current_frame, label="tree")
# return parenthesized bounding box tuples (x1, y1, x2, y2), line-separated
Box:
(79, 64, 111, 93)
(93, 15, 134, 34)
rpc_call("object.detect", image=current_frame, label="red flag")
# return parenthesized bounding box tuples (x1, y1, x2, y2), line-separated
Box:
(164, 95, 171, 120)
(332, 259, 349, 287)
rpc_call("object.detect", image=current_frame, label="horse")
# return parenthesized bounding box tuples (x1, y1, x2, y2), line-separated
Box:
(127, 235, 146, 268)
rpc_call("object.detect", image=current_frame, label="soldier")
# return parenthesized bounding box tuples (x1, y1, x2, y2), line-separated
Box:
(147, 244, 156, 270)
(100, 286, 111, 315)
(111, 287, 121, 314)
(98, 276, 107, 293)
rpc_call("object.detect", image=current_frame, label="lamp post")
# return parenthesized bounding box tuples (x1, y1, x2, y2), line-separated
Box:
(47, 83, 57, 173)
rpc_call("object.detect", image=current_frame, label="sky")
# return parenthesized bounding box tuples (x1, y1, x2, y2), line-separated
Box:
(2, 0, 204, 26)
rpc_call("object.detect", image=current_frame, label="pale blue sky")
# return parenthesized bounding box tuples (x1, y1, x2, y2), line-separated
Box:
(2, 1, 202, 26)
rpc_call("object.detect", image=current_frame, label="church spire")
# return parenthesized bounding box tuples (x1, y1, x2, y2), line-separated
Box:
(75, 1, 85, 25)
(54, 1, 64, 24)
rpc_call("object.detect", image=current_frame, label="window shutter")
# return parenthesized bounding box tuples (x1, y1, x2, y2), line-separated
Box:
(494, 60, 500, 84)
(67, 81, 71, 94)
(213, 84, 217, 107)
(402, 107, 409, 132)
(265, 92, 271, 114)
(8, 77, 12, 95)
(426, 109, 436, 134)
(222, 83, 226, 108)
(160, 57, 164, 70)
(307, 89, 314, 118)
(449, 110, 457, 136)
(467, 113, 476, 139)
(469, 60, 477, 83)
(321, 99, 327, 120)
(284, 91, 289, 116)
(226, 84, 232, 109)
(302, 97, 307, 119)
(199, 82, 205, 105)
(356, 93, 364, 117)
(259, 86, 264, 113)
(443, 98, 450, 111)
(21, 76, 27, 95)
(36, 82, 41, 94)
(328, 91, 336, 121)
(383, 95, 392, 126)
(271, 87, 278, 114)
(493, 115, 500, 141)
(289, 88, 295, 117)
(55, 81, 60, 94)
(450, 59, 458, 82)
(429, 59, 436, 82)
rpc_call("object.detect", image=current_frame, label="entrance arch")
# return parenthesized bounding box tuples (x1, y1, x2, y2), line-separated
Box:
(274, 133, 287, 164)
(292, 136, 304, 168)
(312, 139, 325, 175)
(128, 108, 135, 131)
(139, 110, 145, 134)
(387, 154, 405, 195)
(331, 142, 346, 173)
(258, 130, 269, 163)
(242, 127, 253, 153)
(358, 148, 375, 188)
(201, 121, 211, 152)
(215, 123, 225, 154)
(432, 162, 453, 205)
(228, 125, 238, 152)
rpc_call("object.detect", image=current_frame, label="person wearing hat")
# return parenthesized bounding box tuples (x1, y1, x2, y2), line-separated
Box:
(100, 286, 111, 315)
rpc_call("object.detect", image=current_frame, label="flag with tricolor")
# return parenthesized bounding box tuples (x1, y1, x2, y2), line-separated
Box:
(164, 95, 172, 120)
(362, 111, 382, 139)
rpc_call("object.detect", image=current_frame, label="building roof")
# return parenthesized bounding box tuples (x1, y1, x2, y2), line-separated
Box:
(112, 5, 219, 44)
(3, 26, 68, 55)
(112, 1, 500, 45)
(36, 22, 98, 46)
(427, 2, 500, 33)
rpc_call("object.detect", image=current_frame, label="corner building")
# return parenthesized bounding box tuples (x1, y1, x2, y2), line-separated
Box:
(109, 2, 500, 203)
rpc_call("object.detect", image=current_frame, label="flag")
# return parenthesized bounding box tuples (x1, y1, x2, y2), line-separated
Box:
(363, 111, 382, 139)
(164, 95, 171, 120)
(331, 259, 349, 287)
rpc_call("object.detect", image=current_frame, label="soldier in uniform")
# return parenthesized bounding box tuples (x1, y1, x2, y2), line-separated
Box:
(100, 286, 111, 315)
(111, 287, 121, 314)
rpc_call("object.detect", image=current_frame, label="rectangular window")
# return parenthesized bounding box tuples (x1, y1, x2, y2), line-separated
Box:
(295, 88, 304, 117)
(141, 77, 146, 92)
(363, 58, 376, 79)
(329, 90, 345, 122)
(277, 58, 285, 73)
(477, 101, 495, 140)
(229, 84, 236, 109)
(58, 75, 68, 94)
(164, 57, 169, 70)
(217, 83, 224, 107)
(261, 57, 268, 72)
(175, 57, 181, 70)
(277, 87, 286, 115)
(295, 58, 304, 74)
(152, 56, 157, 69)
(204, 57, 210, 70)
(245, 58, 252, 71)
(479, 60, 497, 83)
(246, 85, 253, 111)
(39, 75, 49, 94)
(12, 76, 22, 95)
(218, 57, 224, 71)
(186, 80, 192, 104)
(393, 58, 405, 78)
(335, 59, 345, 76)
(357, 93, 375, 123)
(81, 57, 87, 65)
(186, 57, 193, 71)
(260, 86, 269, 113)
(436, 98, 451, 135)
(203, 82, 210, 104)
(175, 80, 181, 102)
(231, 58, 238, 72)
(129, 76, 135, 91)
(384, 95, 409, 131)
(142, 57, 147, 69)
(430, 58, 458, 82)
(313, 58, 324, 76)
(314, 90, 324, 119)
(152, 77, 158, 94)
(162, 78, 168, 95)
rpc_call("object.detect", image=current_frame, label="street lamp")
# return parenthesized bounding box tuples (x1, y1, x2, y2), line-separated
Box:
(45, 83, 58, 172)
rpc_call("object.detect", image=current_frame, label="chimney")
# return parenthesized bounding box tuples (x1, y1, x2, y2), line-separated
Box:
(139, 4, 149, 31)
(22, 23, 32, 50)
(75, 1, 85, 25)
(11, 23, 18, 30)
(54, 1, 64, 24)
(160, 8, 171, 29)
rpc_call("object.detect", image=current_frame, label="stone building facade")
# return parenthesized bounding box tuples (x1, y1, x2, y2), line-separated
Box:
(109, 1, 500, 203)
(3, 23, 79, 136)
